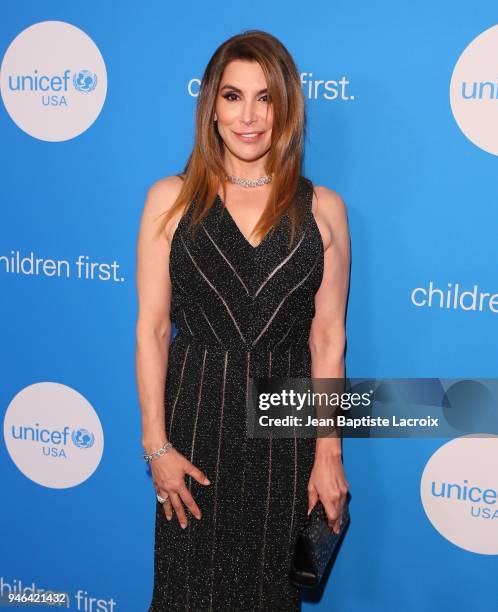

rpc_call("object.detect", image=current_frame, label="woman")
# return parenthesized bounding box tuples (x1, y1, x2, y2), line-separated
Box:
(136, 29, 350, 611)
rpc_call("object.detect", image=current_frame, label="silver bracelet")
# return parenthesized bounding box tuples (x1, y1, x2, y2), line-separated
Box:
(143, 441, 174, 463)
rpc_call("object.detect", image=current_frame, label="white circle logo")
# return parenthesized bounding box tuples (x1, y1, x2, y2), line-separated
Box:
(3, 382, 104, 488)
(0, 20, 107, 141)
(450, 24, 498, 156)
(420, 434, 498, 555)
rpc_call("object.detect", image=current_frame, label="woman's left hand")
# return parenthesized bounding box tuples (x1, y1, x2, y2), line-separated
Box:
(307, 453, 350, 534)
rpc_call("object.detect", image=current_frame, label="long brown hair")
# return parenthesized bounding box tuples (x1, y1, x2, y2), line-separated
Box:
(156, 29, 308, 249)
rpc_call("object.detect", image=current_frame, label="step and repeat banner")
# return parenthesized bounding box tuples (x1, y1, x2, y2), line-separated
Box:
(1, 2, 497, 611)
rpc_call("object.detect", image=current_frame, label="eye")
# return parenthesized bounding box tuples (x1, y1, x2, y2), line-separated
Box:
(221, 92, 270, 102)
(222, 92, 239, 101)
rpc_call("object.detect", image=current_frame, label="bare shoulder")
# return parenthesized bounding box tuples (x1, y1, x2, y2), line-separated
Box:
(139, 175, 186, 245)
(312, 184, 348, 222)
(143, 174, 185, 217)
(310, 184, 349, 250)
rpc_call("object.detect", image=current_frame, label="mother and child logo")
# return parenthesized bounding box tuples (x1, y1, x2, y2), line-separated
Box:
(3, 382, 104, 489)
(420, 434, 498, 555)
(0, 20, 107, 141)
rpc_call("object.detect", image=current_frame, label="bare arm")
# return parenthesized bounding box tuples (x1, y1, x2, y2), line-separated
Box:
(135, 176, 183, 453)
(136, 175, 211, 527)
(306, 185, 351, 531)
(309, 185, 350, 457)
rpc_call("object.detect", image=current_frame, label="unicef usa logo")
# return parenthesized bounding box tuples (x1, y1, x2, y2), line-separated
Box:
(420, 434, 498, 555)
(12, 424, 95, 456)
(6, 68, 98, 105)
(3, 382, 104, 488)
(450, 24, 498, 155)
(0, 21, 107, 141)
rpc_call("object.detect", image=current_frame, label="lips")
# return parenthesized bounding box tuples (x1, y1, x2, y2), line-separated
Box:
(233, 131, 264, 142)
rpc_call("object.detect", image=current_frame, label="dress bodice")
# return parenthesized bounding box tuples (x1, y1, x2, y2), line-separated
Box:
(168, 175, 324, 367)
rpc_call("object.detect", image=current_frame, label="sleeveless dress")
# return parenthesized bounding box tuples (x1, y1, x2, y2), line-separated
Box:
(149, 175, 324, 611)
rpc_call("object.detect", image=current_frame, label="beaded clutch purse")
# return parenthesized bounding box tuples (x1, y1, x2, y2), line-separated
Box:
(289, 499, 350, 589)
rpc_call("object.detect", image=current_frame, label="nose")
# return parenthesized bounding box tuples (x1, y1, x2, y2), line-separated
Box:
(240, 100, 257, 124)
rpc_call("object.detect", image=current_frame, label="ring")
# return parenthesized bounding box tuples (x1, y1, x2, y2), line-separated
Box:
(156, 493, 169, 504)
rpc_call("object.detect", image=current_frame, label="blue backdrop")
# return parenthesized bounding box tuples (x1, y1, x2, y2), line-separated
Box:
(1, 1, 497, 610)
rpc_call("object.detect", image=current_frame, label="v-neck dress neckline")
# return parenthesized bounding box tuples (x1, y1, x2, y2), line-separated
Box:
(215, 193, 277, 252)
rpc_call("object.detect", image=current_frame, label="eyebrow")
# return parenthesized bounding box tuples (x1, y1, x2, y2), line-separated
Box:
(219, 84, 268, 95)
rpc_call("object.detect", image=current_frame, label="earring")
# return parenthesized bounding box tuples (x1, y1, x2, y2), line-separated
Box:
(214, 114, 217, 122)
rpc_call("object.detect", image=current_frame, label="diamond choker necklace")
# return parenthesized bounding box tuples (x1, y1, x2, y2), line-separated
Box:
(226, 173, 273, 188)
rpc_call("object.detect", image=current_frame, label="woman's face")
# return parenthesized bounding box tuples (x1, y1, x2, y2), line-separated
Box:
(215, 59, 273, 164)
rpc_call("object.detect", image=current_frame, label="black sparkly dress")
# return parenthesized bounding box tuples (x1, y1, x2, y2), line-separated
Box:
(149, 176, 324, 611)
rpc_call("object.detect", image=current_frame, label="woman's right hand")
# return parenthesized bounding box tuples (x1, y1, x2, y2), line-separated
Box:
(150, 447, 211, 528)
